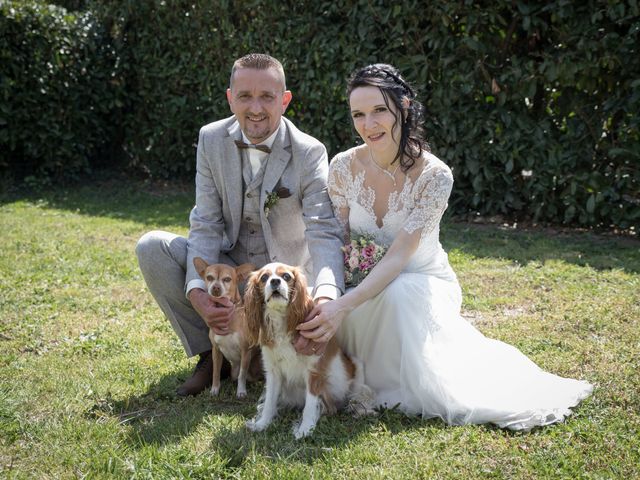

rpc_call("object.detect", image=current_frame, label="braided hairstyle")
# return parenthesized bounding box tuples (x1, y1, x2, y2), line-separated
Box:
(347, 63, 429, 172)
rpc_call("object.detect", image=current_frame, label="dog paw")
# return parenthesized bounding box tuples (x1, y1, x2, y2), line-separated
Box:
(246, 418, 269, 432)
(347, 399, 375, 417)
(236, 390, 247, 399)
(210, 386, 220, 396)
(292, 423, 314, 439)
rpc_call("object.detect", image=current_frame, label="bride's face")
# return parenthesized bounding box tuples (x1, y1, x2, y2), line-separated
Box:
(349, 86, 402, 158)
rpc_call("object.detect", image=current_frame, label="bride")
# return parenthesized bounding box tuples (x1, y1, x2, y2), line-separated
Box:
(297, 63, 593, 430)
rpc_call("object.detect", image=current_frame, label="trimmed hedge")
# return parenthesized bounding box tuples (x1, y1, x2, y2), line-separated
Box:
(1, 1, 118, 183)
(2, 0, 639, 229)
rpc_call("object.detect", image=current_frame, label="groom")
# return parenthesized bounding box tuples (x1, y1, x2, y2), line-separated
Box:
(136, 53, 345, 396)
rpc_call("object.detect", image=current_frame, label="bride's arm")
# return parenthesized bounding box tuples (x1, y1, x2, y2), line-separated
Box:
(298, 161, 453, 343)
(297, 230, 421, 343)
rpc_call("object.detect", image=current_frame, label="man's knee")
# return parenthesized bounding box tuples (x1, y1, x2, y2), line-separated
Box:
(136, 230, 164, 263)
(136, 230, 188, 278)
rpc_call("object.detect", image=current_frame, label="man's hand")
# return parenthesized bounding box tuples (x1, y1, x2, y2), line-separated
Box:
(188, 288, 235, 335)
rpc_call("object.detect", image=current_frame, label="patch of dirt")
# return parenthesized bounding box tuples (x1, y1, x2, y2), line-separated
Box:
(451, 216, 638, 246)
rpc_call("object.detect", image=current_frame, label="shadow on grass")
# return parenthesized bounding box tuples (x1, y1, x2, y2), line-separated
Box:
(208, 406, 440, 468)
(1, 177, 195, 230)
(4, 178, 638, 273)
(87, 369, 441, 462)
(87, 366, 212, 444)
(442, 221, 640, 274)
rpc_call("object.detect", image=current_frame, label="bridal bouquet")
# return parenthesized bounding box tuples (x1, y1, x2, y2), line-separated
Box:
(342, 234, 387, 287)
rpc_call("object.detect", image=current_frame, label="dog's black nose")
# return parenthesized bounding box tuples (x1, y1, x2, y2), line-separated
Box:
(270, 278, 281, 287)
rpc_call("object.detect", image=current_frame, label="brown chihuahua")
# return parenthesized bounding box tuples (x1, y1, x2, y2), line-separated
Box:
(193, 258, 261, 398)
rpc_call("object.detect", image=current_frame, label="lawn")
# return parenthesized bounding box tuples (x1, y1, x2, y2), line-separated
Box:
(1, 179, 638, 479)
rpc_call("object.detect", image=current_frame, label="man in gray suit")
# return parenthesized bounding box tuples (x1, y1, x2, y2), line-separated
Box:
(136, 53, 344, 396)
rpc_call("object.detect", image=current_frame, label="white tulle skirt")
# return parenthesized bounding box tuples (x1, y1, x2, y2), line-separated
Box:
(336, 272, 593, 431)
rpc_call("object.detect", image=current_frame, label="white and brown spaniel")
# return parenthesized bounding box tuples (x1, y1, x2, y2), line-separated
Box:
(244, 262, 371, 438)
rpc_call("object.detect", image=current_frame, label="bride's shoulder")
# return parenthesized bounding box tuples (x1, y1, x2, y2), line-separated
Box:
(412, 152, 454, 196)
(329, 146, 364, 174)
(330, 146, 361, 164)
(417, 152, 453, 182)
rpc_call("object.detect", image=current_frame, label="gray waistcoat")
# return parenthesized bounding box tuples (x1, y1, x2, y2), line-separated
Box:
(228, 153, 271, 268)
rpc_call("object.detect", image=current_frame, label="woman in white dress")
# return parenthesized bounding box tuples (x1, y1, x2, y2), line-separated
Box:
(298, 63, 593, 430)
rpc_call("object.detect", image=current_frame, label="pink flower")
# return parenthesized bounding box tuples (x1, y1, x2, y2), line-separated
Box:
(342, 233, 387, 287)
(363, 244, 375, 258)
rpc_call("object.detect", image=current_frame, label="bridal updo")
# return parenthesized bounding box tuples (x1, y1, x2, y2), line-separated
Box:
(347, 63, 429, 172)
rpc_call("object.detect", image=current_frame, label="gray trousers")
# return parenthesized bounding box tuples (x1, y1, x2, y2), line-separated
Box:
(136, 230, 236, 358)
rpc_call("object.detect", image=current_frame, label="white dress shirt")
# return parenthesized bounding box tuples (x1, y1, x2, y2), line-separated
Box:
(241, 127, 279, 179)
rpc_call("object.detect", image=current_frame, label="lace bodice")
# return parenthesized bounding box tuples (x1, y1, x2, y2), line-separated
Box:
(328, 148, 454, 274)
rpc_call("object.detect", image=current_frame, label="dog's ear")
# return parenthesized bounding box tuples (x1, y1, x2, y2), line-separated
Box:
(235, 263, 256, 282)
(193, 257, 208, 279)
(287, 266, 314, 331)
(243, 272, 264, 347)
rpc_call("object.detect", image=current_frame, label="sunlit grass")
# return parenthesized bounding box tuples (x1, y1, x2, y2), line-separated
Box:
(1, 180, 638, 479)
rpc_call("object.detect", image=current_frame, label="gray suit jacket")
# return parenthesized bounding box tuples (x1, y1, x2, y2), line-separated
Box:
(186, 116, 345, 299)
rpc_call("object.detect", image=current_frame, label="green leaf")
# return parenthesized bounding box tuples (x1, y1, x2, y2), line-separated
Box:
(564, 205, 576, 223)
(466, 158, 481, 175)
(505, 158, 514, 174)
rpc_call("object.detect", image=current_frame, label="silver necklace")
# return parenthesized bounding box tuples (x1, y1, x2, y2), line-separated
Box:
(369, 150, 400, 186)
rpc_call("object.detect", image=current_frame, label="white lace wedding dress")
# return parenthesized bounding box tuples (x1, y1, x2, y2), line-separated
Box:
(329, 148, 593, 430)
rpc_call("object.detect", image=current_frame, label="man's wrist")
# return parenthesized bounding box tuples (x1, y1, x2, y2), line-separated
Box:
(186, 278, 207, 300)
(188, 287, 206, 303)
(313, 283, 342, 300)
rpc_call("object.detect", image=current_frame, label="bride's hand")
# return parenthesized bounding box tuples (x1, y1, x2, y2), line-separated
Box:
(296, 298, 351, 345)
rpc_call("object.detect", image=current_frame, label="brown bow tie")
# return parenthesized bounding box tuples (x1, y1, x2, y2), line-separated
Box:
(234, 140, 271, 154)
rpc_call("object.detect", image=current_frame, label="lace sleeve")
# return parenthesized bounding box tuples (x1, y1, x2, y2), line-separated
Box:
(328, 152, 352, 242)
(403, 161, 453, 237)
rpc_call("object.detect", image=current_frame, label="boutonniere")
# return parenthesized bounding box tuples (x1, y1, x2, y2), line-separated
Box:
(264, 186, 291, 217)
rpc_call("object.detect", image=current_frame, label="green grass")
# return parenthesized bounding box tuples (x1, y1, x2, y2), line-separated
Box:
(1, 179, 639, 479)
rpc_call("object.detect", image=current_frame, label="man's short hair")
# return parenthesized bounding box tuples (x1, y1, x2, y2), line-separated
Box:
(229, 53, 287, 91)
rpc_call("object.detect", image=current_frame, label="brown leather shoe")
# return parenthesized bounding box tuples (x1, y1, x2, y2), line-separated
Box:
(176, 351, 231, 397)
(176, 351, 213, 397)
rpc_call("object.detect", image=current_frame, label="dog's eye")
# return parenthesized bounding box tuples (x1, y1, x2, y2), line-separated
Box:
(223, 277, 232, 283)
(260, 274, 269, 283)
(282, 273, 292, 282)
(206, 275, 214, 282)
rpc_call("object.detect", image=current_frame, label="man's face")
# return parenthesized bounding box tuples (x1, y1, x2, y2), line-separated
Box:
(227, 67, 292, 144)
